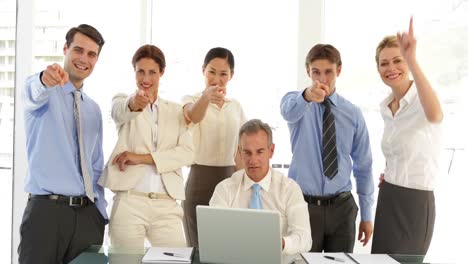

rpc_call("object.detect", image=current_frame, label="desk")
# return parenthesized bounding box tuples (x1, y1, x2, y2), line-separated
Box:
(70, 246, 432, 264)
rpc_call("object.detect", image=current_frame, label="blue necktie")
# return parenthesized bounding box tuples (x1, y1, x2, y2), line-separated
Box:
(249, 183, 263, 209)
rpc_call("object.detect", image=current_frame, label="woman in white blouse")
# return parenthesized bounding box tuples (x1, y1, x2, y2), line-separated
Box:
(182, 47, 246, 247)
(371, 18, 443, 255)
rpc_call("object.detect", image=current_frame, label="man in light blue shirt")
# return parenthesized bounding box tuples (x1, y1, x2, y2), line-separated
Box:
(19, 24, 107, 264)
(280, 44, 374, 253)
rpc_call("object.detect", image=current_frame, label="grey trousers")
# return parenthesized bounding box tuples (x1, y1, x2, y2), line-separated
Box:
(182, 164, 235, 248)
(307, 193, 358, 252)
(18, 197, 105, 264)
(371, 181, 435, 255)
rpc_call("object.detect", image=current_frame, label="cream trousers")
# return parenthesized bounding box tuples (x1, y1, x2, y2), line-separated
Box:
(109, 191, 186, 248)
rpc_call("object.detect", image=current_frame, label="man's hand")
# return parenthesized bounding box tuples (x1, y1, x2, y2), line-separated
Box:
(303, 80, 330, 102)
(129, 90, 151, 111)
(41, 63, 69, 88)
(112, 151, 142, 171)
(358, 221, 373, 246)
(202, 85, 225, 106)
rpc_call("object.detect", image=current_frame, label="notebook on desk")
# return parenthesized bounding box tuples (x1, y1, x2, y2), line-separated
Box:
(196, 205, 285, 264)
(141, 247, 194, 263)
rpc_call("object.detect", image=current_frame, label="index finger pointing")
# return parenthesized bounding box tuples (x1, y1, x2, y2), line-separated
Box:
(409, 16, 414, 36)
(319, 83, 330, 95)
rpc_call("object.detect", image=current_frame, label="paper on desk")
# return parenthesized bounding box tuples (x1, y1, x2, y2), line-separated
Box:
(141, 247, 194, 263)
(350, 254, 399, 264)
(301, 252, 399, 264)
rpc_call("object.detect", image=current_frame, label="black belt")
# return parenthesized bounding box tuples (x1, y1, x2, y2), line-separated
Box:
(303, 191, 351, 206)
(29, 194, 93, 207)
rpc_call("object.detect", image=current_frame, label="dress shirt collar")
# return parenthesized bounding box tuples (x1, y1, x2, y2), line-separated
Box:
(381, 81, 416, 110)
(146, 97, 160, 112)
(242, 169, 272, 192)
(64, 81, 86, 101)
(326, 90, 338, 107)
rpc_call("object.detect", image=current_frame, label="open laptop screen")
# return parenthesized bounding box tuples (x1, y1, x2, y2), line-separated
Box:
(196, 205, 282, 264)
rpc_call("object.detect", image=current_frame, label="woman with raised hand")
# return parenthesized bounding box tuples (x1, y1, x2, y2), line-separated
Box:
(372, 18, 443, 255)
(182, 47, 246, 248)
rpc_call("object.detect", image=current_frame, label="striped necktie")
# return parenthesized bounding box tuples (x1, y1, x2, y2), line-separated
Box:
(74, 90, 95, 202)
(322, 98, 338, 179)
(249, 183, 263, 209)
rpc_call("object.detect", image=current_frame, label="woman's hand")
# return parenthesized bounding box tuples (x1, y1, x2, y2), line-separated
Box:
(397, 17, 417, 66)
(112, 151, 143, 171)
(202, 85, 225, 106)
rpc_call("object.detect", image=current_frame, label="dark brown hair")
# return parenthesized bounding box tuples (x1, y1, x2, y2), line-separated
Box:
(65, 24, 105, 54)
(131, 45, 166, 72)
(305, 44, 342, 70)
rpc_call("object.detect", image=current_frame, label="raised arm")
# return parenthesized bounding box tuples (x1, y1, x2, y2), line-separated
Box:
(111, 92, 145, 126)
(398, 17, 443, 123)
(183, 86, 225, 124)
(280, 81, 330, 123)
(23, 64, 69, 112)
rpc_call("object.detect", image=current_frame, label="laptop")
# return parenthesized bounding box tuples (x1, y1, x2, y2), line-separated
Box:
(196, 205, 284, 264)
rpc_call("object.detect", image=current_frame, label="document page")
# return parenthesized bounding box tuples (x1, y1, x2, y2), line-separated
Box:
(301, 252, 399, 264)
(350, 253, 399, 264)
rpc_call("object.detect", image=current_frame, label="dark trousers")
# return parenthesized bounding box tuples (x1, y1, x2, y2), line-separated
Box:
(306, 193, 358, 252)
(18, 197, 105, 264)
(182, 164, 235, 248)
(372, 181, 435, 255)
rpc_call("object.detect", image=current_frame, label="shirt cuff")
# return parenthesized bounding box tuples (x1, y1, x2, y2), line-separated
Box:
(31, 72, 52, 97)
(282, 236, 294, 255)
(39, 71, 46, 86)
(295, 90, 310, 107)
(360, 204, 373, 222)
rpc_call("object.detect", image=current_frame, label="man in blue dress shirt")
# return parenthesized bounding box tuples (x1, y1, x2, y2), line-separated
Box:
(280, 44, 374, 252)
(18, 24, 106, 264)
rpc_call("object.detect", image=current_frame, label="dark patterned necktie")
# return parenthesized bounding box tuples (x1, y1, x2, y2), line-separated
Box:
(322, 98, 338, 179)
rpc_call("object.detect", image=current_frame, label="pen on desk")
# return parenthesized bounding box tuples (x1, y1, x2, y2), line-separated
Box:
(324, 256, 345, 262)
(163, 252, 185, 258)
(344, 252, 360, 264)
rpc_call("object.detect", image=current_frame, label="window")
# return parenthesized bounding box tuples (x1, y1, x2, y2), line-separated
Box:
(151, 0, 298, 167)
(7, 72, 14, 81)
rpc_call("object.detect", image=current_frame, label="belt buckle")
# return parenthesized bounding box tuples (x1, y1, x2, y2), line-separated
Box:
(69, 197, 84, 207)
(148, 192, 157, 199)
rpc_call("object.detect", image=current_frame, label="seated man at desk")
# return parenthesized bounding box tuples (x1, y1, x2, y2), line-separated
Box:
(210, 119, 312, 255)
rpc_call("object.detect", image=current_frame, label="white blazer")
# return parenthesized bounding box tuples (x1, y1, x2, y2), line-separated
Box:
(98, 93, 194, 200)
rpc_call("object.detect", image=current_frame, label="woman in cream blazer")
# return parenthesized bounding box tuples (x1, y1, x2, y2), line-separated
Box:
(99, 45, 193, 248)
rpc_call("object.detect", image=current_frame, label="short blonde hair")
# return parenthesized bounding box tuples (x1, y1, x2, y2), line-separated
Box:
(375, 35, 399, 65)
